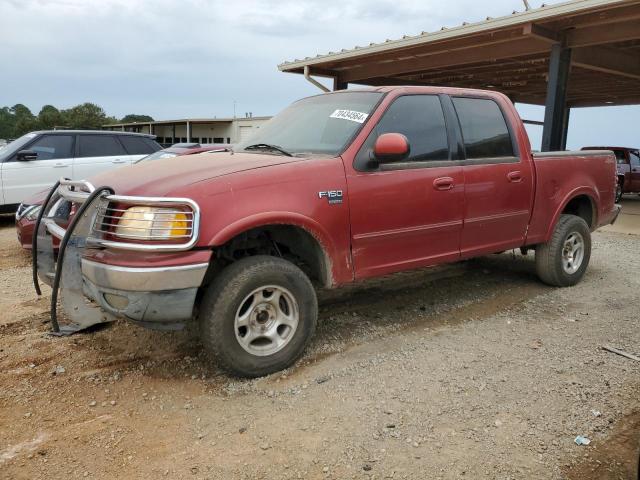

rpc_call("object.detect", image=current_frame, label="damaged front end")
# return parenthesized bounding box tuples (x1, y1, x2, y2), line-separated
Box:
(33, 179, 205, 335)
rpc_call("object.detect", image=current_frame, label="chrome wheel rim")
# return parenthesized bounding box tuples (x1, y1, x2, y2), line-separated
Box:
(562, 232, 585, 274)
(234, 285, 299, 357)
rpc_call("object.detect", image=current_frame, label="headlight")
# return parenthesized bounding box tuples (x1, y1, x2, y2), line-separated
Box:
(16, 204, 41, 221)
(24, 205, 42, 221)
(115, 206, 191, 240)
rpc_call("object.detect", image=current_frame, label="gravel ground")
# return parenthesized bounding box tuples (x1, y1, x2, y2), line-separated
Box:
(0, 210, 638, 480)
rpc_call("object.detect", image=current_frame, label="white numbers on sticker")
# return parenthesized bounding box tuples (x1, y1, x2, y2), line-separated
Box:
(329, 109, 369, 123)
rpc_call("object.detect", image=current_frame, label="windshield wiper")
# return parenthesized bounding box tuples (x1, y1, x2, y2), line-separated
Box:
(243, 143, 293, 157)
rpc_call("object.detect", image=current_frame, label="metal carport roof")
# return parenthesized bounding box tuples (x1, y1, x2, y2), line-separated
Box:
(279, 0, 640, 109)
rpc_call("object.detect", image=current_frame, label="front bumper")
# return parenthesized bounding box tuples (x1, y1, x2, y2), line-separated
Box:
(81, 260, 208, 326)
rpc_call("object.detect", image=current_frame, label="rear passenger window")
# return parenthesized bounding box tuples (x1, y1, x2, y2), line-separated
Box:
(630, 151, 640, 167)
(78, 135, 126, 158)
(27, 135, 74, 160)
(142, 138, 162, 151)
(452, 97, 515, 159)
(119, 136, 156, 154)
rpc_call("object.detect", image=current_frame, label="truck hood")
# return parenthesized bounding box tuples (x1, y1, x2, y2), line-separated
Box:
(87, 151, 303, 196)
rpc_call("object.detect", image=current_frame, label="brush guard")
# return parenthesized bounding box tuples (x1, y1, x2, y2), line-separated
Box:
(33, 178, 202, 335)
(33, 180, 116, 335)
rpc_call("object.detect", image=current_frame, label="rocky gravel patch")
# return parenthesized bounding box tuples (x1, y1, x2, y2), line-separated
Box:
(0, 223, 638, 479)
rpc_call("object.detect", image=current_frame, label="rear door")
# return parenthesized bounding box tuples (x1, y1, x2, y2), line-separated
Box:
(347, 94, 464, 279)
(117, 135, 159, 164)
(450, 96, 534, 257)
(1, 134, 74, 204)
(73, 134, 128, 179)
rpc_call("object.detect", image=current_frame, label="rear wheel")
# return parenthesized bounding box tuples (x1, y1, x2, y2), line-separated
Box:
(199, 255, 317, 378)
(535, 214, 591, 287)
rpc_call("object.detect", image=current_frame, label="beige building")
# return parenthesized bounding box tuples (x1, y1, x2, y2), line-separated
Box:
(104, 116, 271, 146)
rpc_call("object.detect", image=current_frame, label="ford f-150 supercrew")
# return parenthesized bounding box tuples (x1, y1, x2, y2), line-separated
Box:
(34, 86, 620, 378)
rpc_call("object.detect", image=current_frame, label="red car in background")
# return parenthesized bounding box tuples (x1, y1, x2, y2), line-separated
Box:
(582, 146, 640, 202)
(15, 144, 230, 249)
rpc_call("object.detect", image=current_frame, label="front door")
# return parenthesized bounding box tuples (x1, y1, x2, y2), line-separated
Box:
(449, 96, 534, 257)
(346, 94, 464, 280)
(1, 134, 74, 204)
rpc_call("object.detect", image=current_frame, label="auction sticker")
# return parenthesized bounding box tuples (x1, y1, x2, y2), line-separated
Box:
(329, 109, 369, 123)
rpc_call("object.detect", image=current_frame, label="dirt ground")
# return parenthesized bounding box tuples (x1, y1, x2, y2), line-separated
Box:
(1, 199, 639, 480)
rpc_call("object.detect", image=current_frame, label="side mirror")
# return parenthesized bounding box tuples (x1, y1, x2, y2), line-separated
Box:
(16, 150, 38, 161)
(373, 133, 410, 163)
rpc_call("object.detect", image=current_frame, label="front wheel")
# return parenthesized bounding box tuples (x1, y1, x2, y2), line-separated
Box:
(199, 255, 318, 378)
(535, 214, 592, 287)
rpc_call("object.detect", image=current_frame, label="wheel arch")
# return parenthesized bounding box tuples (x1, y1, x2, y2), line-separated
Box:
(208, 213, 336, 288)
(545, 189, 597, 242)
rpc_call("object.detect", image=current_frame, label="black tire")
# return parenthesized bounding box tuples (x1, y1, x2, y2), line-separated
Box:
(199, 255, 317, 378)
(615, 181, 623, 203)
(535, 214, 591, 287)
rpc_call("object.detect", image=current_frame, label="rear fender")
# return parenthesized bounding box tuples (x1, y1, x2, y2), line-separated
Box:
(544, 187, 598, 241)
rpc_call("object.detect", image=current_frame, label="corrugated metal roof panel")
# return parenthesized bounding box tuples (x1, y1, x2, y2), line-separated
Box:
(278, 0, 631, 71)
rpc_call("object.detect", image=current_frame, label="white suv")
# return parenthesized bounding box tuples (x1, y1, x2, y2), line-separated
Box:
(0, 130, 161, 212)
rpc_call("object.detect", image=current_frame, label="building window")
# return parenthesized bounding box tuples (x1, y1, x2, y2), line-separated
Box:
(227, 137, 231, 143)
(214, 137, 224, 143)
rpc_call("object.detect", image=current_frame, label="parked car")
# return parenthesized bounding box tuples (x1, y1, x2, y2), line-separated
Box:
(581, 146, 640, 202)
(35, 86, 619, 378)
(0, 130, 161, 213)
(15, 143, 228, 249)
(137, 143, 230, 162)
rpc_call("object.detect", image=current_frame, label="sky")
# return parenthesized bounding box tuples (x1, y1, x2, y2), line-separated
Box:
(0, 0, 637, 150)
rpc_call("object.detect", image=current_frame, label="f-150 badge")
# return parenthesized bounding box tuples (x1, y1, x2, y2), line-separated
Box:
(318, 190, 343, 205)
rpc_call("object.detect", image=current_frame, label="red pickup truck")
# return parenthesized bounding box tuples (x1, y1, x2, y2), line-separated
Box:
(34, 87, 620, 377)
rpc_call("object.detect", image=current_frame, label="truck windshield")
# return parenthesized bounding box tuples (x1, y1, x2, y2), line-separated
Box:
(235, 91, 384, 156)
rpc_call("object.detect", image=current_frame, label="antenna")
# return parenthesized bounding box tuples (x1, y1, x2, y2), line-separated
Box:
(523, 0, 532, 10)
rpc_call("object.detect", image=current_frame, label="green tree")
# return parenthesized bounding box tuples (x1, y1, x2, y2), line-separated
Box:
(10, 104, 36, 137)
(38, 105, 63, 130)
(61, 102, 108, 129)
(120, 114, 154, 123)
(0, 107, 14, 139)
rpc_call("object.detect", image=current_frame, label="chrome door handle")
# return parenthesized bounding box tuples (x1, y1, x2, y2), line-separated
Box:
(507, 171, 523, 183)
(112, 159, 126, 164)
(433, 177, 454, 191)
(53, 162, 68, 168)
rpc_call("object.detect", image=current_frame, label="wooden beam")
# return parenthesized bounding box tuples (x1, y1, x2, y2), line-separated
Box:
(572, 45, 640, 81)
(341, 37, 551, 83)
(323, 28, 527, 71)
(567, 19, 640, 48)
(522, 23, 560, 43)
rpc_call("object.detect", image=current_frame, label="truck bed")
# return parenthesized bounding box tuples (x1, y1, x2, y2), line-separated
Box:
(525, 150, 617, 245)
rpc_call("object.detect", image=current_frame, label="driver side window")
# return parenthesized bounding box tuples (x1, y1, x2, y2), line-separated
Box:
(630, 151, 640, 167)
(22, 135, 74, 161)
(355, 95, 450, 170)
